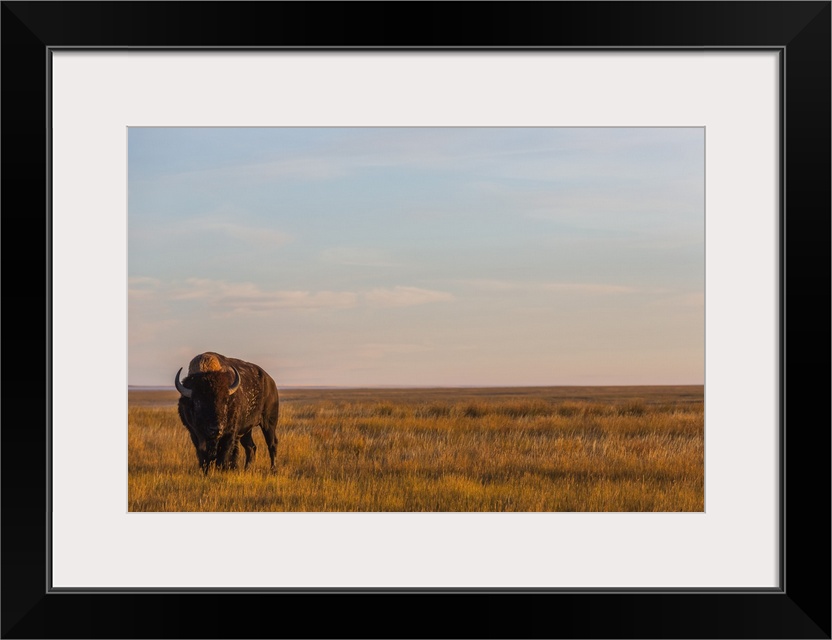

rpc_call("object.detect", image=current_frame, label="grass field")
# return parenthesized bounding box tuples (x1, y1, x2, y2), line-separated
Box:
(128, 386, 704, 512)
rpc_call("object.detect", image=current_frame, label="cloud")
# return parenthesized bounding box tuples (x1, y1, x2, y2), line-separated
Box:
(128, 276, 161, 299)
(458, 279, 636, 295)
(133, 213, 292, 250)
(174, 279, 358, 311)
(540, 283, 636, 295)
(201, 222, 291, 248)
(319, 247, 400, 268)
(649, 292, 705, 308)
(240, 158, 348, 181)
(129, 318, 179, 346)
(229, 290, 359, 312)
(169, 279, 453, 314)
(471, 179, 703, 230)
(149, 156, 348, 185)
(363, 286, 454, 308)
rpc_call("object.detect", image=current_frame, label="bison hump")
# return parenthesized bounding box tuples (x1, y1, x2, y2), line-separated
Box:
(188, 352, 225, 375)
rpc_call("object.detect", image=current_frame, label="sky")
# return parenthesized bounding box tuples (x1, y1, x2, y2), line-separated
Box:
(128, 127, 704, 387)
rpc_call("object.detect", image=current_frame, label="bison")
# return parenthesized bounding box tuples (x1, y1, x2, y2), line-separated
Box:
(174, 352, 279, 474)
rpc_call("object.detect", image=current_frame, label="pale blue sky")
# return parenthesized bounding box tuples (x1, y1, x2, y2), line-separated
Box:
(128, 127, 704, 387)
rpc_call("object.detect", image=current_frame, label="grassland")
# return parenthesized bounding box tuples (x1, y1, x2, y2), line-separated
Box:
(128, 386, 703, 512)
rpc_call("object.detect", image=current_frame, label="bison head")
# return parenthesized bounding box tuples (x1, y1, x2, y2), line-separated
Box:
(175, 366, 242, 472)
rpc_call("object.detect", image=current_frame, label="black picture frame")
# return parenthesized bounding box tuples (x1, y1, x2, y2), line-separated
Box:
(2, 2, 829, 638)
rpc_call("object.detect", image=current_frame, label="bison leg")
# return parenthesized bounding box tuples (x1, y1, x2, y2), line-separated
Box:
(240, 430, 257, 469)
(261, 408, 279, 471)
(261, 428, 278, 471)
(195, 442, 212, 475)
(184, 428, 202, 467)
(216, 435, 240, 470)
(228, 445, 240, 469)
(186, 428, 212, 474)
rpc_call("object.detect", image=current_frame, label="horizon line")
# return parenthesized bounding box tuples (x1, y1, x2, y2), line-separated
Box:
(129, 382, 705, 390)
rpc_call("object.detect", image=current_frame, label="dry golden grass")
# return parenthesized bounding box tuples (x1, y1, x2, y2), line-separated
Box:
(128, 386, 703, 512)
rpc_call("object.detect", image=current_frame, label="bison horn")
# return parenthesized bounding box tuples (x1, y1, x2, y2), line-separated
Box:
(228, 366, 241, 395)
(174, 368, 192, 398)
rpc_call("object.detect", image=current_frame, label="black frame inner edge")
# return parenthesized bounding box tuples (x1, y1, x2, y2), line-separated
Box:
(46, 44, 784, 596)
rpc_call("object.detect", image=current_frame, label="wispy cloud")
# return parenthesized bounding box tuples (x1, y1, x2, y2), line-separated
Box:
(237, 158, 349, 181)
(173, 279, 357, 311)
(201, 221, 292, 248)
(473, 182, 702, 227)
(648, 292, 705, 308)
(363, 286, 454, 308)
(128, 276, 162, 299)
(129, 318, 179, 346)
(457, 279, 636, 295)
(168, 279, 453, 314)
(319, 247, 400, 268)
(143, 157, 348, 185)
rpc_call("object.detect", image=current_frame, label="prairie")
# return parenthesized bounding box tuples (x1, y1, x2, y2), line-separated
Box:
(128, 386, 703, 512)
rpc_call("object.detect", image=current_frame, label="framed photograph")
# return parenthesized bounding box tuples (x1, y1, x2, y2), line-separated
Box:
(126, 125, 707, 514)
(3, 2, 829, 638)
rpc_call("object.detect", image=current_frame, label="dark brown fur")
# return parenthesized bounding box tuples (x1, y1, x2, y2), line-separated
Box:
(176, 352, 279, 474)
